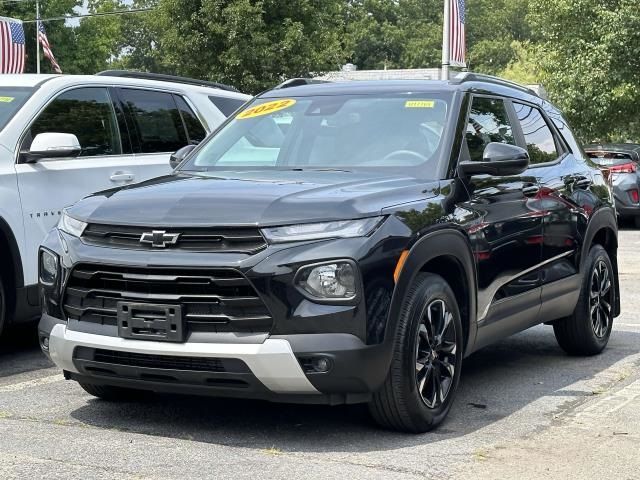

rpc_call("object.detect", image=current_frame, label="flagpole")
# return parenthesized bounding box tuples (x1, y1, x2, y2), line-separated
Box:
(441, 0, 450, 80)
(36, 0, 40, 74)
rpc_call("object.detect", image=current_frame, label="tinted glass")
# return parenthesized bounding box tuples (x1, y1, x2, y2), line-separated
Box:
(0, 87, 35, 131)
(209, 95, 246, 116)
(513, 102, 559, 164)
(174, 95, 206, 143)
(181, 94, 450, 176)
(466, 97, 515, 162)
(29, 87, 121, 157)
(119, 89, 188, 153)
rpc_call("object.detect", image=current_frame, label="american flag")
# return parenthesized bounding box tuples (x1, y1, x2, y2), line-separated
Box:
(0, 17, 25, 74)
(38, 22, 62, 74)
(449, 0, 466, 68)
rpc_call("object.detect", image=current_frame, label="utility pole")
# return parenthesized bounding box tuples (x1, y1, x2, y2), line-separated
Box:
(441, 0, 450, 80)
(35, 0, 40, 74)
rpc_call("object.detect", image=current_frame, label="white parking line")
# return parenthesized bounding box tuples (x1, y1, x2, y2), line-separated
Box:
(0, 374, 64, 393)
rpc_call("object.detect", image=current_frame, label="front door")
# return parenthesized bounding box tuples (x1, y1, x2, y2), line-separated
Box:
(457, 95, 544, 348)
(14, 87, 138, 286)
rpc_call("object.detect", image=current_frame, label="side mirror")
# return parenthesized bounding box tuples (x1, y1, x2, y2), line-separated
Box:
(23, 132, 81, 163)
(170, 144, 196, 169)
(458, 142, 530, 177)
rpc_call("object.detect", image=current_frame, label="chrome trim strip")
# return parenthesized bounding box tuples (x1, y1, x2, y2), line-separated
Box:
(48, 324, 319, 394)
(478, 250, 573, 322)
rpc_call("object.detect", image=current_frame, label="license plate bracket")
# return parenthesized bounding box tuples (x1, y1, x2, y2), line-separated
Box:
(117, 302, 184, 342)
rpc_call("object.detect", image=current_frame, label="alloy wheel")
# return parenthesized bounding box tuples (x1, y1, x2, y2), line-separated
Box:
(415, 299, 458, 409)
(589, 259, 612, 338)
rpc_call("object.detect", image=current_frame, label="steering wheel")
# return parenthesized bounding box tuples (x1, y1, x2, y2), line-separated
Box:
(381, 149, 429, 164)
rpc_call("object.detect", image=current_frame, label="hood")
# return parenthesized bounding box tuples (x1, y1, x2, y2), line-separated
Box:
(68, 170, 438, 227)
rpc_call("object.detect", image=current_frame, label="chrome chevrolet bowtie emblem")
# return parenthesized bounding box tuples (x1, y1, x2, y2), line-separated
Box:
(139, 230, 180, 248)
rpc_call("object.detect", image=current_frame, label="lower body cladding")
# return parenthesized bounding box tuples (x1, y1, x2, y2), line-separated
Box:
(39, 314, 388, 405)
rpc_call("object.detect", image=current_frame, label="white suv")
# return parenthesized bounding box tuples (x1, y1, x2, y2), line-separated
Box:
(0, 71, 250, 335)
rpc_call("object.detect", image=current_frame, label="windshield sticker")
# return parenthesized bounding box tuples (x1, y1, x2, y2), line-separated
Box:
(237, 99, 296, 119)
(0, 96, 15, 103)
(405, 100, 435, 108)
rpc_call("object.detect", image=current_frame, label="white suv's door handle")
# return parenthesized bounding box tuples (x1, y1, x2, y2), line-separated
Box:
(110, 172, 135, 182)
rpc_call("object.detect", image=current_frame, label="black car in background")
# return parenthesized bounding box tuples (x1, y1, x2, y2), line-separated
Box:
(38, 74, 620, 432)
(584, 143, 640, 227)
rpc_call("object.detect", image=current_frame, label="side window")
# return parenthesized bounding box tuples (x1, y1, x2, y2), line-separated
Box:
(28, 87, 121, 157)
(118, 89, 188, 153)
(513, 102, 559, 164)
(174, 95, 206, 143)
(209, 95, 246, 117)
(465, 97, 515, 162)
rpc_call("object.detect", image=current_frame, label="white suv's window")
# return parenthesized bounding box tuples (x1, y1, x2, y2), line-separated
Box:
(27, 87, 122, 157)
(118, 88, 188, 153)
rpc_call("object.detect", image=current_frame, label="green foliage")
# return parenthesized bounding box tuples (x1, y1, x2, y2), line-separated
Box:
(524, 0, 640, 142)
(1, 0, 639, 141)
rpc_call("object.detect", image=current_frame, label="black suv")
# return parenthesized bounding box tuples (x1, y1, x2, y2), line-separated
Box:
(39, 74, 620, 432)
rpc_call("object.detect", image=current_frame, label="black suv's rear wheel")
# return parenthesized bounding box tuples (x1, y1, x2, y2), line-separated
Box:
(369, 273, 463, 433)
(553, 244, 614, 355)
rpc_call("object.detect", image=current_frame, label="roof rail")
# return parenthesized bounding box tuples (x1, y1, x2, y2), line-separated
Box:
(452, 72, 538, 97)
(273, 78, 331, 89)
(95, 70, 239, 92)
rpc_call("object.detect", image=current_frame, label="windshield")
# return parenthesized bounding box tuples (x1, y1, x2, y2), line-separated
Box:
(0, 87, 35, 131)
(180, 93, 451, 174)
(586, 151, 638, 166)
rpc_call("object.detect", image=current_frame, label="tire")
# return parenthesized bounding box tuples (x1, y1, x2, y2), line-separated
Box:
(553, 244, 615, 356)
(0, 275, 6, 338)
(369, 273, 463, 433)
(634, 216, 640, 229)
(79, 382, 147, 401)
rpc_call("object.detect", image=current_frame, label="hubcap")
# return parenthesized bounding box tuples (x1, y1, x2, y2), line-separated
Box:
(589, 259, 612, 338)
(415, 299, 457, 409)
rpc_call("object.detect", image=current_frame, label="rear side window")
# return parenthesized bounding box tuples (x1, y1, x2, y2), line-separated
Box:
(174, 95, 206, 143)
(118, 88, 188, 153)
(28, 87, 121, 157)
(465, 97, 515, 162)
(513, 102, 559, 164)
(209, 95, 246, 117)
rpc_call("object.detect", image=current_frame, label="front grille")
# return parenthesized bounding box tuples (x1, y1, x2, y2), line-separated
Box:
(63, 264, 273, 334)
(82, 223, 267, 253)
(74, 347, 250, 373)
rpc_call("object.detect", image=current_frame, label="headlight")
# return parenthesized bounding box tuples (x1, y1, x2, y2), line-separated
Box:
(58, 211, 87, 237)
(261, 217, 384, 244)
(296, 261, 358, 301)
(39, 248, 59, 286)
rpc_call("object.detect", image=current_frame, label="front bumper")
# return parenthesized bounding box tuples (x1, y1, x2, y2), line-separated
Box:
(39, 314, 386, 404)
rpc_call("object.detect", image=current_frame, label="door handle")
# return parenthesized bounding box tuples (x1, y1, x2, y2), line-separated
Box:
(110, 172, 135, 182)
(522, 183, 540, 197)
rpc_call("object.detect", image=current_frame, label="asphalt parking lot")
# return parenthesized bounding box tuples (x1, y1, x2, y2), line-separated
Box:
(1, 230, 640, 479)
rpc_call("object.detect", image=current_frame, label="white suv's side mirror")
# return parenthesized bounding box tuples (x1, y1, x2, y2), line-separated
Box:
(23, 132, 82, 163)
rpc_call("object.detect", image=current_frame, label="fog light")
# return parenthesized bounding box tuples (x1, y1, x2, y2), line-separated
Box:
(41, 336, 49, 351)
(299, 356, 333, 373)
(313, 357, 331, 373)
(296, 261, 357, 300)
(39, 249, 59, 286)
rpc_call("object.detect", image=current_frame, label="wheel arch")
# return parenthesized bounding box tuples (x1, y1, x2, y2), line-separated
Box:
(0, 215, 25, 320)
(385, 228, 478, 357)
(582, 207, 619, 316)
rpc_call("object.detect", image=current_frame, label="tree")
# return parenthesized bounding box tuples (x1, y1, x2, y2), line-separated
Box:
(527, 0, 640, 141)
(122, 0, 346, 93)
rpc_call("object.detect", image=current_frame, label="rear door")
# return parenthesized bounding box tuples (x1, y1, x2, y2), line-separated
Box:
(115, 88, 207, 181)
(14, 86, 138, 285)
(458, 95, 544, 348)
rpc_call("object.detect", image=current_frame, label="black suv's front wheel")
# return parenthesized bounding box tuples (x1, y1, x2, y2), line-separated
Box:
(553, 244, 615, 355)
(369, 273, 463, 433)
